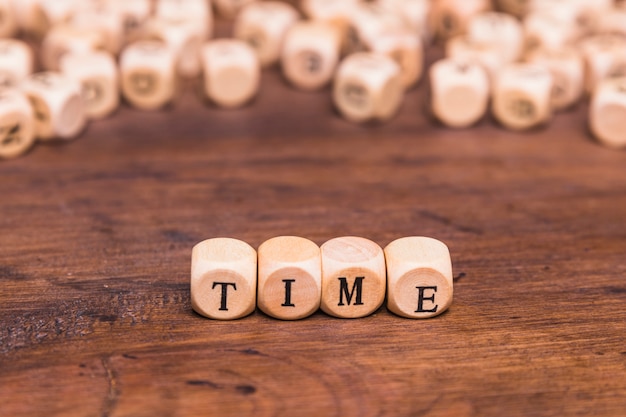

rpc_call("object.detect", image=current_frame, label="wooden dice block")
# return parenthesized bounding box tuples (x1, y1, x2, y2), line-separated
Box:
(581, 35, 626, 95)
(0, 0, 18, 38)
(12, 0, 49, 39)
(523, 11, 581, 53)
(369, 30, 424, 89)
(60, 51, 119, 120)
(333, 52, 404, 123)
(301, 0, 358, 53)
(0, 90, 35, 159)
(201, 39, 260, 108)
(345, 3, 409, 54)
(70, 6, 125, 55)
(257, 236, 321, 320)
(155, 0, 212, 39)
(467, 12, 523, 64)
(120, 41, 176, 110)
(385, 237, 453, 319)
(445, 35, 502, 83)
(191, 238, 257, 320)
(146, 18, 204, 78)
(0, 39, 33, 88)
(525, 47, 584, 111)
(429, 58, 490, 128)
(281, 21, 341, 91)
(110, 0, 151, 43)
(41, 24, 106, 71)
(379, 0, 431, 41)
(589, 77, 626, 149)
(492, 64, 553, 130)
(234, 1, 299, 68)
(21, 72, 86, 141)
(320, 237, 386, 319)
(213, 0, 256, 19)
(428, 0, 490, 41)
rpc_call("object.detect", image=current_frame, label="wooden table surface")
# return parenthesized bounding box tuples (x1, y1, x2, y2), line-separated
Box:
(2, 42, 626, 416)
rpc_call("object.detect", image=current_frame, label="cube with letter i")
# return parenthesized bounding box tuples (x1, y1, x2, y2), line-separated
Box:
(384, 237, 454, 319)
(257, 236, 322, 320)
(320, 237, 386, 319)
(191, 238, 257, 320)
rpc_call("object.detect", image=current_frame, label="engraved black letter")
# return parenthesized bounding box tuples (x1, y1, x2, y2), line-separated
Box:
(212, 282, 237, 311)
(281, 279, 296, 307)
(415, 286, 438, 313)
(338, 277, 365, 306)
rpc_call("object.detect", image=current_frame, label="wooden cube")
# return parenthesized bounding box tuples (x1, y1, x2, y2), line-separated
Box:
(345, 3, 408, 54)
(589, 77, 626, 149)
(12, 0, 50, 39)
(581, 35, 626, 95)
(467, 12, 523, 64)
(191, 238, 257, 320)
(333, 52, 404, 123)
(523, 11, 581, 53)
(155, 0, 212, 39)
(120, 41, 176, 110)
(60, 50, 119, 120)
(201, 39, 260, 108)
(281, 21, 341, 91)
(41, 24, 106, 71)
(369, 29, 423, 89)
(0, 90, 36, 159)
(21, 72, 86, 141)
(445, 35, 503, 83)
(596, 9, 626, 37)
(385, 237, 454, 319)
(492, 64, 553, 130)
(525, 47, 584, 111)
(320, 237, 386, 319)
(301, 0, 358, 53)
(110, 0, 152, 43)
(0, 0, 18, 38)
(257, 236, 321, 320)
(213, 0, 256, 19)
(70, 6, 125, 55)
(428, 0, 490, 41)
(379, 0, 431, 41)
(429, 58, 490, 128)
(233, 1, 299, 67)
(0, 39, 33, 88)
(145, 18, 205, 78)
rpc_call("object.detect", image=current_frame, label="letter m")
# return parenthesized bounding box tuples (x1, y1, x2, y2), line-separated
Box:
(338, 277, 365, 306)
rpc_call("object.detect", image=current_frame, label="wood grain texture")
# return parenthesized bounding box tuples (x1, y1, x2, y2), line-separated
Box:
(1, 38, 626, 417)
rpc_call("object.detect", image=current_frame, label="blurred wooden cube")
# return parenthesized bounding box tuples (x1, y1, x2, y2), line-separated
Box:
(589, 77, 626, 149)
(0, 89, 36, 159)
(430, 58, 490, 128)
(201, 39, 260, 108)
(0, 39, 33, 88)
(21, 71, 86, 140)
(333, 52, 404, 123)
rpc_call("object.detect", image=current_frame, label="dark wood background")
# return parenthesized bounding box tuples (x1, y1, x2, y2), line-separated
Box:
(1, 30, 626, 416)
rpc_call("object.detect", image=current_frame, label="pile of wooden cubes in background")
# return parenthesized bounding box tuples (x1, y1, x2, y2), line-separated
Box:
(1, 0, 626, 160)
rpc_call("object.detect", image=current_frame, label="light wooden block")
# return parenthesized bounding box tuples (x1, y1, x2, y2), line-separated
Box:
(41, 24, 106, 71)
(60, 50, 119, 120)
(145, 18, 205, 78)
(257, 236, 321, 320)
(493, 0, 529, 18)
(596, 9, 626, 37)
(345, 3, 409, 54)
(369, 29, 423, 89)
(379, 0, 431, 41)
(70, 6, 125, 55)
(12, 0, 49, 39)
(385, 237, 453, 319)
(233, 1, 299, 68)
(300, 0, 358, 54)
(445, 35, 503, 83)
(429, 58, 489, 128)
(0, 89, 36, 159)
(0, 39, 33, 88)
(213, 0, 256, 19)
(492, 64, 553, 131)
(281, 21, 341, 91)
(110, 0, 151, 43)
(201, 39, 260, 108)
(523, 11, 581, 53)
(580, 35, 626, 95)
(155, 0, 212, 39)
(21, 72, 86, 141)
(191, 238, 257, 320)
(467, 12, 523, 64)
(333, 52, 404, 123)
(0, 0, 18, 38)
(428, 0, 490, 41)
(320, 237, 386, 319)
(120, 41, 176, 110)
(525, 47, 584, 111)
(589, 77, 626, 149)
